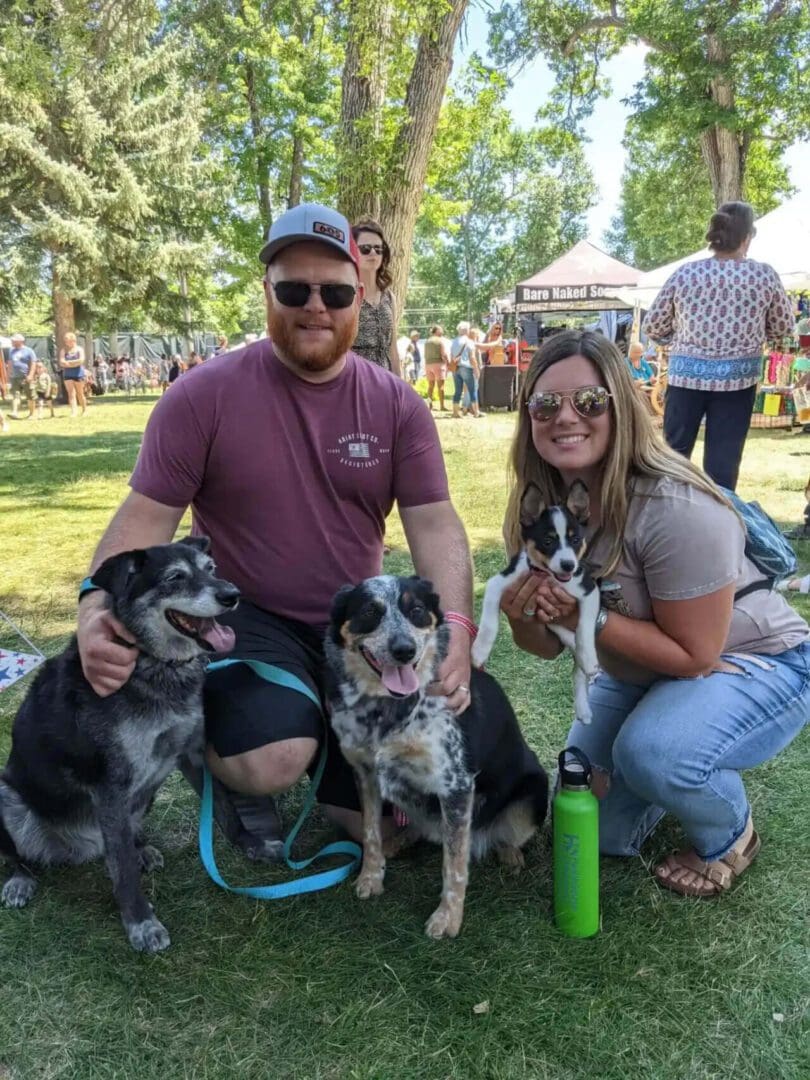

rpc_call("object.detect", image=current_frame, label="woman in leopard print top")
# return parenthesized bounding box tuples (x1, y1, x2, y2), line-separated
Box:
(351, 219, 402, 375)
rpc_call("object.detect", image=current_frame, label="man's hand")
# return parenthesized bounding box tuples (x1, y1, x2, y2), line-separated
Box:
(77, 591, 138, 696)
(500, 571, 578, 628)
(429, 623, 472, 714)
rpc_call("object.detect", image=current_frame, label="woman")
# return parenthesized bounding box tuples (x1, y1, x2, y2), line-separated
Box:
(643, 201, 793, 491)
(58, 331, 87, 416)
(450, 321, 481, 419)
(423, 325, 450, 410)
(500, 329, 809, 897)
(350, 219, 401, 376)
(476, 322, 505, 366)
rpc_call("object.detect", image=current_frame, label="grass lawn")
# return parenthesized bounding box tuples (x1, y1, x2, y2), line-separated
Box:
(1, 395, 808, 1080)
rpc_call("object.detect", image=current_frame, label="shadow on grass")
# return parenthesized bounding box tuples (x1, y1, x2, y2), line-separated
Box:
(0, 430, 144, 497)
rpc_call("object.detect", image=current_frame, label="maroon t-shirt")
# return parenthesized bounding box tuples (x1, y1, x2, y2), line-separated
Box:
(129, 341, 449, 626)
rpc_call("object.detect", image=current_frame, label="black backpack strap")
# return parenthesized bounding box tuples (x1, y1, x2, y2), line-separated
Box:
(734, 578, 774, 601)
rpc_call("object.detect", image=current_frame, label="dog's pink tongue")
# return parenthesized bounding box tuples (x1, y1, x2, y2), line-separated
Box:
(381, 663, 420, 696)
(203, 621, 235, 654)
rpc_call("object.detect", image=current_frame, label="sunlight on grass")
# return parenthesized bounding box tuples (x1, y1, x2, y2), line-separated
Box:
(0, 395, 808, 1080)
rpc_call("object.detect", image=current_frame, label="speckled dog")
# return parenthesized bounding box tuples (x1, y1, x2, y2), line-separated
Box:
(0, 538, 239, 953)
(325, 575, 548, 939)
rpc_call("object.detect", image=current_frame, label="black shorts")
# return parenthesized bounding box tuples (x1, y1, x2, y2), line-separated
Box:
(203, 600, 360, 811)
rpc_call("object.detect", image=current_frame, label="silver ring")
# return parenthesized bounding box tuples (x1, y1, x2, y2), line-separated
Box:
(523, 607, 536, 618)
(458, 683, 469, 693)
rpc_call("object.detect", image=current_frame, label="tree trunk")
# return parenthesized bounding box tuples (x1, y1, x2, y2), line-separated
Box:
(179, 271, 193, 357)
(288, 132, 304, 208)
(337, 0, 393, 224)
(83, 328, 94, 366)
(51, 262, 75, 353)
(380, 0, 470, 316)
(701, 34, 744, 206)
(244, 60, 272, 234)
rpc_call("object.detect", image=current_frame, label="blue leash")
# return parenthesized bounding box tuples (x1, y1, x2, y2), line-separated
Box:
(199, 657, 361, 899)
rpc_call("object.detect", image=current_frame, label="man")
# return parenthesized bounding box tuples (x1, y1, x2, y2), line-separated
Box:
(77, 203, 474, 856)
(8, 333, 37, 419)
(407, 329, 422, 381)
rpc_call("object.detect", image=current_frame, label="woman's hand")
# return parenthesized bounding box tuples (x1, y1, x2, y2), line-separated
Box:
(500, 570, 578, 628)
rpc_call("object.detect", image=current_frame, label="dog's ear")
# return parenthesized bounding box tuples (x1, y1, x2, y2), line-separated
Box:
(406, 576, 443, 623)
(566, 480, 590, 524)
(329, 584, 356, 645)
(180, 535, 211, 553)
(519, 483, 545, 527)
(91, 549, 148, 595)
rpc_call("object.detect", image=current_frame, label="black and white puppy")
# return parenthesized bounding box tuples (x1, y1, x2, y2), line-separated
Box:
(0, 538, 239, 952)
(472, 481, 600, 723)
(325, 575, 548, 939)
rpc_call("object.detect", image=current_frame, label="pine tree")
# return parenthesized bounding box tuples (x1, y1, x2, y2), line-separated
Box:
(0, 0, 212, 347)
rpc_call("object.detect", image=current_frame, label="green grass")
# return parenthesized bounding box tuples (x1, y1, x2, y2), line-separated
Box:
(1, 396, 808, 1080)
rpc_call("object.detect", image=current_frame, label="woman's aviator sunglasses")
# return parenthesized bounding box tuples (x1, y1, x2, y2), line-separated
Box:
(271, 281, 357, 310)
(526, 385, 612, 422)
(357, 243, 384, 255)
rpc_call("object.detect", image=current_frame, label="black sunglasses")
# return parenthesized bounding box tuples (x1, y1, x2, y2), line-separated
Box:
(271, 281, 357, 309)
(526, 385, 612, 422)
(357, 243, 384, 255)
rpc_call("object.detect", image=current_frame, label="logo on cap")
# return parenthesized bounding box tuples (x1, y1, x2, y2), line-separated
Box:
(313, 221, 345, 244)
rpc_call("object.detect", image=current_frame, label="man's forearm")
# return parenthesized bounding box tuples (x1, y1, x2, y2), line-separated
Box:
(403, 503, 473, 618)
(87, 491, 186, 575)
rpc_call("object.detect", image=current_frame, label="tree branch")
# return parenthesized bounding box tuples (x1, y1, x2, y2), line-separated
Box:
(562, 14, 671, 57)
(766, 0, 788, 22)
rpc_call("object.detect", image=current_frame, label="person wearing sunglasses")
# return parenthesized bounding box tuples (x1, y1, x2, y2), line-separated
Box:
(75, 202, 475, 862)
(497, 329, 809, 898)
(350, 218, 402, 376)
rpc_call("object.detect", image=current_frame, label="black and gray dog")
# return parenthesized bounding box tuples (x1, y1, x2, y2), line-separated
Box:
(0, 537, 239, 952)
(325, 575, 548, 939)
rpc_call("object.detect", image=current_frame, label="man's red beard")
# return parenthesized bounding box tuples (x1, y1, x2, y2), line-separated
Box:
(266, 305, 358, 372)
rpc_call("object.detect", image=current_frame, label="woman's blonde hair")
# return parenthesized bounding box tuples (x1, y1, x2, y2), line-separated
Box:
(64, 331, 77, 346)
(504, 330, 733, 574)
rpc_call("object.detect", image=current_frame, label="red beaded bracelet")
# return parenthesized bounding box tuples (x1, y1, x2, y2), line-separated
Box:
(444, 611, 478, 639)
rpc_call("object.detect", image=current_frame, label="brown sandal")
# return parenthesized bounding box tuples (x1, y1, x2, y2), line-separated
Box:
(655, 819, 761, 898)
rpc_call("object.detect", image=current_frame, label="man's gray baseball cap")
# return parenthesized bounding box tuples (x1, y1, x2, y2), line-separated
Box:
(259, 203, 360, 270)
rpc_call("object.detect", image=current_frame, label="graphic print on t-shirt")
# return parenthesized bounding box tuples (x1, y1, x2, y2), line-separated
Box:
(327, 431, 391, 471)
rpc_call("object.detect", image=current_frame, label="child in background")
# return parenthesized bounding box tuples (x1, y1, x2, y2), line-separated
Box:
(32, 362, 55, 419)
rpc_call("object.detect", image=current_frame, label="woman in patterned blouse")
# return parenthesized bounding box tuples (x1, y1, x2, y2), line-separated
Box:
(350, 218, 402, 376)
(643, 201, 793, 490)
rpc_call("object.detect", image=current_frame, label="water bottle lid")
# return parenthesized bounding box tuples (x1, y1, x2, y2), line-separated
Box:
(558, 746, 592, 790)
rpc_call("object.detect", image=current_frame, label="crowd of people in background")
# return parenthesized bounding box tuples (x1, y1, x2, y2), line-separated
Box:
(0, 333, 264, 430)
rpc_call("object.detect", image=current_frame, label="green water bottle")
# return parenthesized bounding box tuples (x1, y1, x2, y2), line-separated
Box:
(553, 746, 600, 938)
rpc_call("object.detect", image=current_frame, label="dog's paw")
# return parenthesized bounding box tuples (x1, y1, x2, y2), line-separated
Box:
(495, 845, 525, 873)
(126, 915, 171, 953)
(355, 873, 385, 899)
(425, 903, 462, 939)
(383, 827, 418, 860)
(137, 845, 164, 873)
(2, 873, 38, 908)
(470, 642, 489, 669)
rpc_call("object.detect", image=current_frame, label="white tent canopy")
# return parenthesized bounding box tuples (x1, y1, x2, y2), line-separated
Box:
(613, 196, 810, 308)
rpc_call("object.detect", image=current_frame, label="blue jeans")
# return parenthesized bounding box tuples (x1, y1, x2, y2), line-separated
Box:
(452, 366, 477, 405)
(566, 643, 810, 861)
(664, 383, 757, 491)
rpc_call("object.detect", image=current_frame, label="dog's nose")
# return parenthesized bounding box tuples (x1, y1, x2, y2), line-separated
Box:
(216, 584, 240, 608)
(389, 636, 416, 664)
(559, 559, 576, 573)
